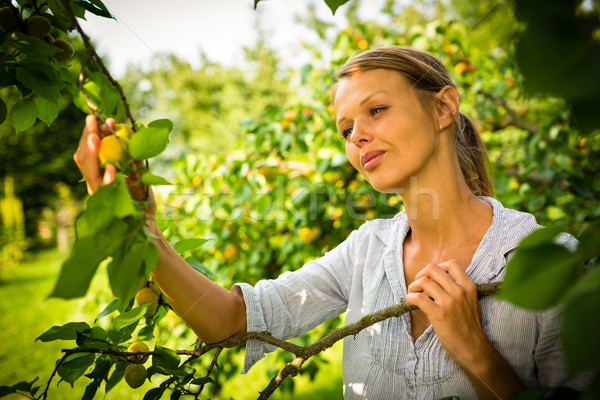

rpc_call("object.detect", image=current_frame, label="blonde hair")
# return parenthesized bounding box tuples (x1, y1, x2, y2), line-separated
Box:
(336, 46, 493, 197)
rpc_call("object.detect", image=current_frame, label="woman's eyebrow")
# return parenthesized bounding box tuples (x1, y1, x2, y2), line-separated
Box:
(337, 90, 389, 126)
(359, 90, 388, 106)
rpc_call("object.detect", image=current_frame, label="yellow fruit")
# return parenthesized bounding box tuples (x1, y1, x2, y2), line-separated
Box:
(283, 109, 298, 120)
(26, 15, 51, 38)
(505, 77, 516, 88)
(98, 135, 127, 169)
(224, 243, 238, 261)
(136, 287, 159, 318)
(357, 39, 368, 49)
(0, 7, 19, 31)
(53, 39, 74, 61)
(124, 364, 147, 389)
(516, 106, 529, 116)
(127, 341, 150, 364)
(299, 227, 320, 244)
(114, 123, 134, 139)
(510, 178, 520, 190)
(454, 62, 468, 75)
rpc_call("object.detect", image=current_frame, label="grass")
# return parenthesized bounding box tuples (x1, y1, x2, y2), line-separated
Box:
(0, 249, 344, 399)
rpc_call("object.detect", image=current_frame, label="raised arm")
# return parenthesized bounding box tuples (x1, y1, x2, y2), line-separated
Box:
(74, 115, 247, 343)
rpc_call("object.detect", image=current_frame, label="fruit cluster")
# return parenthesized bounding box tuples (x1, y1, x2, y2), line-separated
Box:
(0, 7, 74, 61)
(122, 278, 162, 389)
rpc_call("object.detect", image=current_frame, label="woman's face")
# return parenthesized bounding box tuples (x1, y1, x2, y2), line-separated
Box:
(334, 69, 439, 193)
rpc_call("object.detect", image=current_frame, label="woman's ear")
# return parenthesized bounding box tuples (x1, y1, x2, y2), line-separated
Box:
(435, 86, 459, 130)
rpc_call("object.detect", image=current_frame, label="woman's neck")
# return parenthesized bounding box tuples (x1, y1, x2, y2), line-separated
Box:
(400, 175, 492, 255)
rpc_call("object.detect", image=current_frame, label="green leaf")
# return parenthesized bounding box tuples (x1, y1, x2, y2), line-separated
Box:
(95, 299, 120, 322)
(76, 327, 110, 349)
(137, 324, 155, 342)
(50, 219, 129, 299)
(324, 0, 351, 14)
(107, 236, 147, 303)
(74, 0, 113, 18)
(0, 97, 6, 125)
(113, 306, 147, 331)
(173, 238, 211, 254)
(82, 380, 100, 400)
(496, 228, 579, 309)
(143, 241, 159, 276)
(141, 173, 172, 185)
(143, 387, 166, 400)
(148, 118, 173, 133)
(129, 125, 170, 160)
(36, 322, 90, 342)
(34, 96, 61, 126)
(84, 359, 111, 380)
(0, 377, 40, 396)
(563, 266, 600, 372)
(73, 72, 119, 115)
(16, 62, 61, 102)
(152, 344, 180, 370)
(11, 32, 62, 58)
(9, 97, 37, 132)
(106, 362, 127, 392)
(58, 353, 95, 385)
(75, 176, 137, 237)
(185, 257, 214, 279)
(189, 376, 214, 385)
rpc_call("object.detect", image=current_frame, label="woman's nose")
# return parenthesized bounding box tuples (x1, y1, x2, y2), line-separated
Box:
(349, 120, 371, 146)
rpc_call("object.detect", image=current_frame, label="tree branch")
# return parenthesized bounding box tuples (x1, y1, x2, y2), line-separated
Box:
(61, 0, 137, 129)
(479, 90, 539, 134)
(45, 282, 500, 400)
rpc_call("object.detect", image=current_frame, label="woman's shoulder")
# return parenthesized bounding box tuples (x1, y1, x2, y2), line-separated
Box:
(482, 196, 578, 253)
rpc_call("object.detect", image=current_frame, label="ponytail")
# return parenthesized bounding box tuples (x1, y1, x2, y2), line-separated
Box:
(455, 113, 493, 197)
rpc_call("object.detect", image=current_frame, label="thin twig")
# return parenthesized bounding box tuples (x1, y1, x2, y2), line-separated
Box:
(478, 90, 539, 134)
(61, 0, 136, 129)
(39, 352, 70, 400)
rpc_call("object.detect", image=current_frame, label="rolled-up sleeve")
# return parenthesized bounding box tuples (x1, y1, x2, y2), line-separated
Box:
(234, 228, 359, 373)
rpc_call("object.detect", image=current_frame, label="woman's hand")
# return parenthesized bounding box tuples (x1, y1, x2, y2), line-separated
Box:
(73, 114, 117, 194)
(73, 114, 157, 219)
(406, 259, 485, 364)
(406, 260, 526, 399)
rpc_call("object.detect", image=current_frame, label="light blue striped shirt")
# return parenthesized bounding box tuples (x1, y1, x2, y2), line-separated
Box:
(235, 197, 584, 399)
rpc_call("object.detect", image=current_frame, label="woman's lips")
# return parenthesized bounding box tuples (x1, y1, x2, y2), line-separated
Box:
(361, 150, 385, 170)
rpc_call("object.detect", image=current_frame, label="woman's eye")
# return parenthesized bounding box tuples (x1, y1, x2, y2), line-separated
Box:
(341, 127, 353, 140)
(370, 106, 385, 116)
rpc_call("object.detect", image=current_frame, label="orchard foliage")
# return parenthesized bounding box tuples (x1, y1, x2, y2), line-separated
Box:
(0, 0, 599, 399)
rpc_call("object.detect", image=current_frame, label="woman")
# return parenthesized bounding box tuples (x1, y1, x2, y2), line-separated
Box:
(74, 46, 580, 399)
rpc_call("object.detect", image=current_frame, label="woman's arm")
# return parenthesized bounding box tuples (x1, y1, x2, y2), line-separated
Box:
(406, 260, 526, 399)
(74, 115, 247, 343)
(149, 225, 247, 343)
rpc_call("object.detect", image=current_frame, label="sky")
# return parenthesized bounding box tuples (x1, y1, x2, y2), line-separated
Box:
(79, 0, 389, 78)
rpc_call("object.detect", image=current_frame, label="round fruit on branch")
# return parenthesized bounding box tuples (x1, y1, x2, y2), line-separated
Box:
(136, 287, 159, 318)
(26, 15, 51, 38)
(52, 39, 74, 61)
(124, 364, 147, 389)
(0, 7, 20, 31)
(127, 341, 150, 364)
(98, 134, 128, 170)
(114, 123, 134, 139)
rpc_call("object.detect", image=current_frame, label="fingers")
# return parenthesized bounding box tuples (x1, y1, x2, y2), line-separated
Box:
(407, 260, 476, 311)
(103, 163, 116, 185)
(100, 117, 116, 136)
(74, 115, 102, 193)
